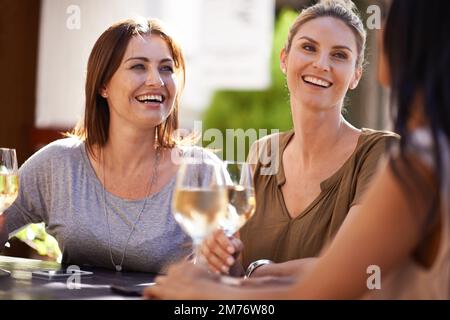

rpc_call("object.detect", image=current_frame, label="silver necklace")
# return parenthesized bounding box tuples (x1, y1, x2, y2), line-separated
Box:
(101, 148, 160, 272)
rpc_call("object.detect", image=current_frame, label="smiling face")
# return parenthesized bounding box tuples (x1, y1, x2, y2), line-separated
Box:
(281, 17, 362, 112)
(102, 33, 178, 131)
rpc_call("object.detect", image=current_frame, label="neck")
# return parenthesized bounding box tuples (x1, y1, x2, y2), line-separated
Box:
(289, 102, 355, 167)
(100, 125, 159, 175)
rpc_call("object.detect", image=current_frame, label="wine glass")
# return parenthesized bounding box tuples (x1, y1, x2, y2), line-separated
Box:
(172, 153, 228, 264)
(215, 161, 255, 284)
(0, 148, 19, 277)
(220, 161, 256, 236)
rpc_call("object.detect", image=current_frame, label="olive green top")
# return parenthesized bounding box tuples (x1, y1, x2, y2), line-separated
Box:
(240, 128, 399, 268)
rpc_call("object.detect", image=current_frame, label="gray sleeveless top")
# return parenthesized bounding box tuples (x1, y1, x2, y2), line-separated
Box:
(5, 138, 220, 273)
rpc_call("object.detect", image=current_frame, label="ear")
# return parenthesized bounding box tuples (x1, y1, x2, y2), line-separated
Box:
(349, 67, 362, 90)
(280, 48, 287, 75)
(99, 86, 108, 98)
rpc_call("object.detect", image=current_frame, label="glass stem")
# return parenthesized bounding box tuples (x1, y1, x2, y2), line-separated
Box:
(192, 240, 205, 265)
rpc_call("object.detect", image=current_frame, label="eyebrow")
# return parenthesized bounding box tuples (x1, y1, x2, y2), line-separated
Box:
(298, 36, 353, 52)
(124, 57, 174, 63)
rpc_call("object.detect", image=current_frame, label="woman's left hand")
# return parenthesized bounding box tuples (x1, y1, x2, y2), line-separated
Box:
(144, 261, 221, 300)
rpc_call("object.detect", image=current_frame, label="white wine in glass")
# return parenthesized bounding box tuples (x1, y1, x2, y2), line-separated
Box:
(0, 148, 18, 213)
(0, 148, 19, 277)
(221, 161, 256, 236)
(172, 156, 228, 263)
(0, 173, 19, 213)
(173, 188, 228, 243)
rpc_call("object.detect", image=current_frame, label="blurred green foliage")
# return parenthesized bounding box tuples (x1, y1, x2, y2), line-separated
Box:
(202, 9, 298, 160)
(13, 223, 62, 262)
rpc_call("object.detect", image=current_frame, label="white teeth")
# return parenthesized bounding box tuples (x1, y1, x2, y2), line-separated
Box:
(136, 94, 163, 102)
(303, 76, 331, 88)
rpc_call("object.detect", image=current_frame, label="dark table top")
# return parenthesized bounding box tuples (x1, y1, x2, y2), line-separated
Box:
(0, 255, 156, 299)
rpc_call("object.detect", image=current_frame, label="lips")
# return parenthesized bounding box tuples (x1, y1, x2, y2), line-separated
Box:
(302, 75, 333, 88)
(135, 93, 165, 104)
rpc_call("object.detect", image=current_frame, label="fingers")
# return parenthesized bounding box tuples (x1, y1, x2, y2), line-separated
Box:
(144, 275, 166, 299)
(200, 229, 238, 274)
(216, 230, 237, 255)
(203, 248, 229, 274)
(166, 260, 196, 276)
(143, 286, 158, 299)
(167, 260, 212, 280)
(144, 277, 185, 300)
(144, 263, 213, 300)
(230, 237, 244, 253)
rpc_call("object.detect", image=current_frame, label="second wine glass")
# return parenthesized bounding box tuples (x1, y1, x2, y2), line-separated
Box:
(220, 161, 256, 237)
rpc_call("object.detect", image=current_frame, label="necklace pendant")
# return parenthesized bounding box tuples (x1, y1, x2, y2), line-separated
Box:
(115, 265, 122, 272)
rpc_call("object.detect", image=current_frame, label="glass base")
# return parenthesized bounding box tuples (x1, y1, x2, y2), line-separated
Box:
(0, 268, 11, 277)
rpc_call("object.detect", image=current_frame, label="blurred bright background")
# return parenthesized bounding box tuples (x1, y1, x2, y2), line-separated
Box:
(0, 0, 388, 261)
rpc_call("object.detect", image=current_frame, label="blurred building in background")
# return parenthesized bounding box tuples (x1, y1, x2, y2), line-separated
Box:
(35, 0, 275, 130)
(1, 0, 388, 165)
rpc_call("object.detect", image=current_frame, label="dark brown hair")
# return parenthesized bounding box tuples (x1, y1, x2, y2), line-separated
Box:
(285, 0, 366, 68)
(384, 0, 450, 232)
(71, 17, 186, 157)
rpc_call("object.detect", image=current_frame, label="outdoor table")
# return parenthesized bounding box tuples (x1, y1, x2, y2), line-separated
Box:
(0, 255, 155, 299)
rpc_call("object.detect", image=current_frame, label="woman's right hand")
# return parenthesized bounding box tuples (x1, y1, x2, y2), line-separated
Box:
(200, 229, 243, 274)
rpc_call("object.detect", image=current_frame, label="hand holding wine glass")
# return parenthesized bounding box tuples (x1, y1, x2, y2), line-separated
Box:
(199, 161, 256, 276)
(0, 148, 19, 277)
(205, 161, 256, 282)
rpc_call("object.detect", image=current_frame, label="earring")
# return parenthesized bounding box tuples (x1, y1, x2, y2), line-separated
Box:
(102, 92, 108, 98)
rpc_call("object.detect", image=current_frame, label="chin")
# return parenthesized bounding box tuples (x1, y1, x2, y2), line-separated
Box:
(133, 116, 165, 129)
(299, 97, 329, 110)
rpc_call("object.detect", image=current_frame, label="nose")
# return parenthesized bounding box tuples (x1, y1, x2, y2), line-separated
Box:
(145, 69, 164, 87)
(312, 53, 330, 72)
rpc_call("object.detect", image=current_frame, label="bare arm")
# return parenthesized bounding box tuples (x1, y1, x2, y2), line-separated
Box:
(249, 206, 366, 279)
(286, 158, 434, 299)
(144, 260, 298, 300)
